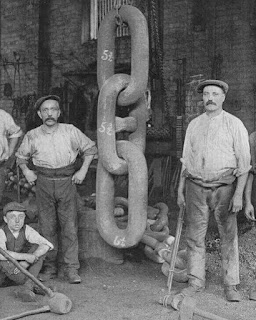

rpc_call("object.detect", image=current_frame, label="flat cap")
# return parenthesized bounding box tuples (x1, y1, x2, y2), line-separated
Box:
(197, 80, 229, 94)
(3, 201, 26, 216)
(34, 95, 60, 111)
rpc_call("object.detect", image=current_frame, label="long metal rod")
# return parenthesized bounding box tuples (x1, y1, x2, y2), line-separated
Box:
(167, 205, 185, 291)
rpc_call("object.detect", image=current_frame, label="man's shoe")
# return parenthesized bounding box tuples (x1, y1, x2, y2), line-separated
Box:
(66, 269, 81, 284)
(224, 285, 241, 302)
(180, 283, 204, 297)
(14, 286, 36, 302)
(38, 268, 57, 282)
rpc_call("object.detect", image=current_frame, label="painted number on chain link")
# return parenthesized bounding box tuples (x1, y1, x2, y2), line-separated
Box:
(101, 50, 114, 62)
(113, 236, 126, 247)
(98, 122, 114, 135)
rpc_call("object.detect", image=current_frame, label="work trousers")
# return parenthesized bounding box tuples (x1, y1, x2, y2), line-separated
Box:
(0, 245, 44, 286)
(185, 179, 239, 288)
(36, 172, 79, 272)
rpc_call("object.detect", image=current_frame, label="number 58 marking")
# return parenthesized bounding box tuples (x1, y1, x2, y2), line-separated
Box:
(101, 50, 113, 62)
(98, 122, 113, 135)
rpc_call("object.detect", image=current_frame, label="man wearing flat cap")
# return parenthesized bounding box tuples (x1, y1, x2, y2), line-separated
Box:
(16, 95, 97, 284)
(176, 80, 251, 301)
(0, 201, 53, 301)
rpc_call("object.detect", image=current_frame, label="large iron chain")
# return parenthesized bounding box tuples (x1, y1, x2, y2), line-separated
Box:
(96, 5, 149, 248)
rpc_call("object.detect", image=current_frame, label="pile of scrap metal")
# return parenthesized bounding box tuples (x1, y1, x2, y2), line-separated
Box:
(114, 197, 188, 283)
(5, 168, 36, 196)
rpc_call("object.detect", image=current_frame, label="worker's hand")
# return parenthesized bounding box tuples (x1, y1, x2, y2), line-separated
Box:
(25, 253, 37, 264)
(19, 261, 30, 269)
(23, 169, 37, 186)
(244, 202, 256, 221)
(228, 194, 243, 213)
(177, 190, 186, 208)
(72, 169, 87, 184)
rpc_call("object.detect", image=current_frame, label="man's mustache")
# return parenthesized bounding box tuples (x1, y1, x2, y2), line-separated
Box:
(206, 101, 216, 106)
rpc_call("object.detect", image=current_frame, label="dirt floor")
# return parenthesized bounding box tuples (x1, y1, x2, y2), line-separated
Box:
(1, 190, 256, 319)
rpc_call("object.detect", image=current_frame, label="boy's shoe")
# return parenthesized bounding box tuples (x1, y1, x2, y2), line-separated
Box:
(14, 286, 36, 302)
(224, 285, 241, 302)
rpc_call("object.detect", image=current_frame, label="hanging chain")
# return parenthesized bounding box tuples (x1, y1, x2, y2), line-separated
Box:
(96, 5, 149, 248)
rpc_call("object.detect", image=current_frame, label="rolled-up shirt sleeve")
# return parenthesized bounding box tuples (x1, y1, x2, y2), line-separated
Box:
(180, 122, 192, 172)
(5, 112, 22, 139)
(71, 126, 98, 157)
(15, 133, 33, 165)
(233, 120, 251, 176)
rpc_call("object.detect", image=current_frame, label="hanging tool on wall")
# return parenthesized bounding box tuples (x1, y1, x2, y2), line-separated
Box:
(96, 4, 149, 248)
(13, 51, 21, 97)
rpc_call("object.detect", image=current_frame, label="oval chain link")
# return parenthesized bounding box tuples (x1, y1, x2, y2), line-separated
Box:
(96, 5, 149, 248)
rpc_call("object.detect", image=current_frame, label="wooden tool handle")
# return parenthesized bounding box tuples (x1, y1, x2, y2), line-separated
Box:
(0, 247, 53, 297)
(1, 305, 50, 320)
(167, 205, 185, 290)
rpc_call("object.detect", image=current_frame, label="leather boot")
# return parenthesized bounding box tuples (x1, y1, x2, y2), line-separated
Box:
(224, 285, 241, 302)
(66, 269, 81, 284)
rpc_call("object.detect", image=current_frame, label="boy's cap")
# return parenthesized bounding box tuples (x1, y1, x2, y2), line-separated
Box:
(3, 202, 26, 216)
(197, 80, 229, 94)
(34, 95, 60, 111)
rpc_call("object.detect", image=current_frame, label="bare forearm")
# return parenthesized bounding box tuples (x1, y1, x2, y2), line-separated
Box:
(234, 172, 249, 198)
(19, 163, 30, 174)
(245, 173, 254, 202)
(33, 244, 51, 258)
(178, 174, 186, 194)
(8, 137, 19, 156)
(79, 154, 94, 174)
(0, 250, 30, 261)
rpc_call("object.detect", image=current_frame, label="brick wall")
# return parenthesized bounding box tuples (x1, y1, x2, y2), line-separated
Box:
(0, 0, 39, 115)
(163, 0, 256, 133)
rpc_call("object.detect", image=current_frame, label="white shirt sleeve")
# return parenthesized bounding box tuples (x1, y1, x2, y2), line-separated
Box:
(25, 225, 54, 250)
(0, 229, 7, 260)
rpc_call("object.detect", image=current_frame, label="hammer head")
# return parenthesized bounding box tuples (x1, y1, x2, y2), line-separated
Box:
(48, 292, 73, 314)
(178, 296, 196, 320)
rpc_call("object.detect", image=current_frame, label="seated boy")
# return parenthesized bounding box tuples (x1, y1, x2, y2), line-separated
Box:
(0, 201, 53, 302)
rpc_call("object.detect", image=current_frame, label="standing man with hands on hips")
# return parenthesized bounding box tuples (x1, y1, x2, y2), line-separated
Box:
(176, 80, 251, 302)
(16, 95, 97, 284)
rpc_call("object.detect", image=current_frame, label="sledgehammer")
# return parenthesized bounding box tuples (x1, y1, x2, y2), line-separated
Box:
(159, 294, 228, 320)
(0, 247, 72, 315)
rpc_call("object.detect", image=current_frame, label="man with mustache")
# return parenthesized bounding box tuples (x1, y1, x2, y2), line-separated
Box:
(176, 80, 251, 301)
(15, 95, 97, 284)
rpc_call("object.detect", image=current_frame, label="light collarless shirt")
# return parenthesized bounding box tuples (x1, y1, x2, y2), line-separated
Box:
(16, 123, 97, 169)
(181, 110, 251, 182)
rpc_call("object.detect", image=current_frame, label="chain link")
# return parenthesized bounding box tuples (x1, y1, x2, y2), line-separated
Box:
(96, 5, 149, 248)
